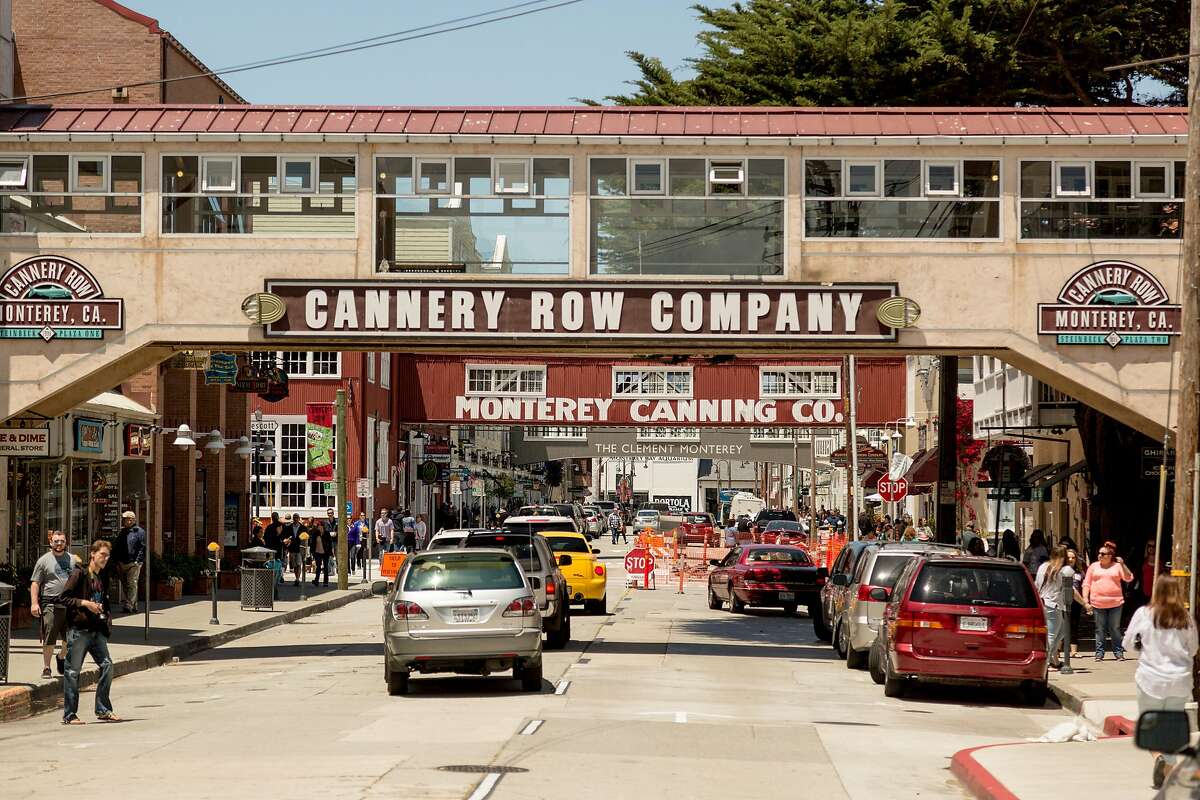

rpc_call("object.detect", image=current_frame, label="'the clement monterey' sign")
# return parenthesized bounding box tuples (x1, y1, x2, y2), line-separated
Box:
(1038, 261, 1180, 347)
(0, 255, 124, 341)
(263, 281, 899, 341)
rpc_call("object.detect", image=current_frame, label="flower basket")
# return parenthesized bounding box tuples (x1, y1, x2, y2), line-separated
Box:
(154, 577, 183, 601)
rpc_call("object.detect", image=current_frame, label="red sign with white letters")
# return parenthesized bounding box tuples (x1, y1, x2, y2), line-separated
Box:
(878, 477, 908, 503)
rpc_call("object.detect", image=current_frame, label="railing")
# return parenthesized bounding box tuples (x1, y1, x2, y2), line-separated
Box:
(162, 193, 355, 235)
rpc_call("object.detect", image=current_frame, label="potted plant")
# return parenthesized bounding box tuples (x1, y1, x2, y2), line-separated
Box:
(149, 553, 185, 601)
(218, 556, 240, 590)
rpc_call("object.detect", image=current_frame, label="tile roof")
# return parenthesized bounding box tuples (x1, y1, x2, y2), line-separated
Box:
(0, 105, 1184, 138)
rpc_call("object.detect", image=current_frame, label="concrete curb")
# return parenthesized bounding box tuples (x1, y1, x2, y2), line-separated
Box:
(949, 743, 1025, 800)
(0, 580, 386, 724)
(1103, 715, 1135, 737)
(1047, 675, 1088, 714)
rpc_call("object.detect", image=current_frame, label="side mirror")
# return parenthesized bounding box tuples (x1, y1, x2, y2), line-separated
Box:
(592, 548, 601, 555)
(1136, 710, 1192, 754)
(831, 573, 850, 587)
(557, 554, 573, 566)
(868, 587, 890, 602)
(709, 559, 722, 567)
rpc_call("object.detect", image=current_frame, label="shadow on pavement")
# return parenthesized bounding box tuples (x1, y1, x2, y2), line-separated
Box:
(188, 642, 382, 661)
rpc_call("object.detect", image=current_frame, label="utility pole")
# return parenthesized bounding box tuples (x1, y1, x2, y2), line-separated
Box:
(848, 355, 860, 537)
(335, 388, 348, 590)
(935, 357, 960, 544)
(809, 428, 818, 536)
(843, 356, 854, 533)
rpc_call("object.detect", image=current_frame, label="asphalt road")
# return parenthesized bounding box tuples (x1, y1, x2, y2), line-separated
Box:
(0, 538, 1069, 799)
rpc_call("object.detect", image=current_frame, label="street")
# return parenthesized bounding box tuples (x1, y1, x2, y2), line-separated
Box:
(0, 538, 1070, 800)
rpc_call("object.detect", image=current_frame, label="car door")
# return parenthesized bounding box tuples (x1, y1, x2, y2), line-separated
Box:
(710, 547, 741, 598)
(823, 547, 850, 620)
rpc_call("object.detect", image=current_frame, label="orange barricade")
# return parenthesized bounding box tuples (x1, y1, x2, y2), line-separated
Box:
(380, 552, 407, 580)
(670, 533, 720, 593)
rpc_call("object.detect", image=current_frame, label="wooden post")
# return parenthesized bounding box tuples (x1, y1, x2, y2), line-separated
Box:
(335, 388, 349, 590)
(935, 357, 959, 544)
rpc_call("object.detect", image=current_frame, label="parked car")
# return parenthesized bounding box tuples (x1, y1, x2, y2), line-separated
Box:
(750, 509, 798, 543)
(677, 512, 718, 546)
(707, 544, 829, 637)
(544, 531, 607, 614)
(639, 501, 672, 516)
(634, 509, 661, 532)
(870, 554, 1048, 704)
(426, 528, 494, 550)
(462, 524, 572, 649)
(591, 500, 619, 519)
(818, 540, 877, 643)
(760, 519, 809, 546)
(382, 548, 543, 695)
(518, 504, 589, 536)
(581, 505, 605, 536)
(834, 542, 962, 669)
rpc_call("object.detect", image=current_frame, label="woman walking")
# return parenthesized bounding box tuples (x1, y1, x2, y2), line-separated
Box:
(1035, 546, 1080, 671)
(1065, 548, 1088, 657)
(1021, 529, 1049, 576)
(1122, 575, 1198, 788)
(1083, 541, 1134, 661)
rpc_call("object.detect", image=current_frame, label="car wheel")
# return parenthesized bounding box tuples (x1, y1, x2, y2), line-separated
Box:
(782, 603, 798, 616)
(868, 641, 885, 685)
(846, 643, 867, 670)
(1021, 681, 1048, 707)
(832, 621, 846, 659)
(728, 585, 745, 613)
(882, 653, 906, 698)
(708, 586, 723, 610)
(585, 595, 606, 615)
(546, 607, 572, 649)
(809, 603, 831, 641)
(519, 660, 544, 692)
(387, 669, 409, 696)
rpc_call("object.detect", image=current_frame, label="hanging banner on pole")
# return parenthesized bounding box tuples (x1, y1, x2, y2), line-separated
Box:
(306, 403, 335, 480)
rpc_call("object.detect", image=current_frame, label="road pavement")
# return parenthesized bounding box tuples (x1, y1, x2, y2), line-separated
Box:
(0, 538, 1085, 799)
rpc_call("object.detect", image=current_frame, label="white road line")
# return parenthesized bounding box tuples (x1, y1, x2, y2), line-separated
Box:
(554, 680, 571, 695)
(519, 720, 544, 736)
(467, 772, 502, 800)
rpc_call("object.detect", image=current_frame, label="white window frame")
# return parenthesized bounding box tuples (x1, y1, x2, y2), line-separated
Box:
(1055, 161, 1091, 197)
(523, 426, 588, 441)
(750, 427, 797, 442)
(380, 352, 391, 389)
(924, 160, 960, 196)
(200, 156, 238, 193)
(367, 352, 376, 384)
(253, 350, 341, 379)
(280, 156, 316, 193)
(465, 364, 547, 397)
(0, 156, 29, 188)
(708, 159, 745, 193)
(1134, 160, 1172, 199)
(377, 420, 390, 485)
(611, 367, 694, 399)
(636, 426, 700, 442)
(758, 367, 842, 399)
(70, 155, 109, 193)
(416, 158, 451, 195)
(493, 158, 530, 194)
(844, 160, 880, 197)
(630, 158, 666, 195)
(251, 414, 338, 515)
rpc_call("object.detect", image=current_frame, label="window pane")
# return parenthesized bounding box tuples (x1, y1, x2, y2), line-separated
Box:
(468, 368, 491, 393)
(74, 158, 106, 191)
(641, 371, 665, 395)
(377, 157, 413, 194)
(0, 160, 25, 187)
(280, 423, 306, 477)
(1020, 161, 1051, 199)
(453, 157, 491, 195)
(1176, 161, 1186, 199)
(283, 159, 313, 192)
(496, 160, 529, 193)
(241, 156, 277, 193)
(162, 155, 198, 192)
(747, 159, 785, 196)
(1138, 164, 1168, 196)
(847, 163, 877, 194)
(533, 158, 570, 196)
(804, 200, 999, 239)
(761, 371, 786, 395)
(1058, 164, 1088, 194)
(311, 351, 338, 375)
(283, 351, 306, 376)
(805, 160, 841, 197)
(668, 158, 706, 196)
(883, 160, 920, 198)
(419, 160, 449, 193)
(1020, 201, 1183, 239)
(33, 155, 69, 194)
(318, 157, 356, 194)
(926, 163, 957, 193)
(203, 158, 234, 191)
(591, 158, 627, 196)
(963, 161, 999, 198)
(665, 370, 690, 395)
(614, 371, 639, 395)
(1095, 161, 1131, 198)
(632, 161, 663, 193)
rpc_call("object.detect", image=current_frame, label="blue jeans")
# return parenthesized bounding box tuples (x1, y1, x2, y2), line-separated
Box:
(63, 628, 113, 721)
(1094, 605, 1124, 658)
(1045, 606, 1066, 663)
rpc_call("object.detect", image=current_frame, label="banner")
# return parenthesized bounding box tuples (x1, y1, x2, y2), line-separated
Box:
(305, 403, 334, 480)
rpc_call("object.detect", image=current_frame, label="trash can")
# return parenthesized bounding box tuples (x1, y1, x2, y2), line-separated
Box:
(0, 581, 12, 684)
(240, 547, 276, 611)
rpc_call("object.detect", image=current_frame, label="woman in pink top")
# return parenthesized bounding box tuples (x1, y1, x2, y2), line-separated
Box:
(1082, 540, 1134, 661)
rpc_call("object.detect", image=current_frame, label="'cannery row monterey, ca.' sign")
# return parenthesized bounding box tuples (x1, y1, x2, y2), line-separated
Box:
(1038, 260, 1181, 348)
(0, 255, 124, 341)
(261, 281, 902, 340)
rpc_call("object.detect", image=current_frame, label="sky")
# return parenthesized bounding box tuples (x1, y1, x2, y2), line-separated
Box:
(127, 0, 708, 105)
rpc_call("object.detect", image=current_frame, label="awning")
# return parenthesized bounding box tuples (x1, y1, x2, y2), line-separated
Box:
(862, 468, 885, 491)
(1018, 462, 1066, 486)
(77, 391, 157, 422)
(904, 448, 938, 486)
(1033, 460, 1087, 490)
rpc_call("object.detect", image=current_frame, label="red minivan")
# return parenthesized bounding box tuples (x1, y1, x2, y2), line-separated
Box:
(870, 554, 1048, 705)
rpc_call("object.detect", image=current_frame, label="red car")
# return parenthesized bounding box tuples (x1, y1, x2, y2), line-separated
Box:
(707, 544, 828, 620)
(870, 554, 1048, 705)
(759, 519, 809, 546)
(750, 509, 798, 543)
(677, 512, 718, 546)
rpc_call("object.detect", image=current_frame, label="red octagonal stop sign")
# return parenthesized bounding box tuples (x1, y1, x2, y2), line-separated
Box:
(878, 477, 909, 503)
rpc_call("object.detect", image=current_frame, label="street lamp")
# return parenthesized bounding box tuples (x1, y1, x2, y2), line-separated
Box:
(206, 541, 221, 625)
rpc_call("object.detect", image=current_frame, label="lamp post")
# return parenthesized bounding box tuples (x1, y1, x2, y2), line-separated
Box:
(206, 541, 220, 625)
(299, 531, 309, 601)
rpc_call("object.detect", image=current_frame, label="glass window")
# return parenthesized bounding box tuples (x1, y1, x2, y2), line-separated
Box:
(805, 159, 841, 197)
(1056, 163, 1090, 196)
(883, 160, 920, 198)
(1020, 161, 1052, 199)
(281, 158, 314, 192)
(962, 161, 1000, 198)
(747, 159, 785, 196)
(0, 157, 28, 188)
(1135, 162, 1170, 198)
(377, 156, 413, 194)
(1094, 161, 1132, 198)
(201, 157, 236, 192)
(111, 156, 142, 193)
(33, 155, 69, 194)
(631, 160, 664, 194)
(910, 563, 1037, 608)
(759, 368, 840, 397)
(846, 162, 879, 196)
(417, 159, 450, 194)
(805, 200, 998, 239)
(318, 156, 356, 194)
(494, 159, 530, 194)
(71, 156, 107, 192)
(925, 162, 958, 195)
(591, 158, 627, 196)
(668, 158, 706, 195)
(613, 368, 692, 398)
(1175, 161, 1186, 199)
(465, 365, 545, 396)
(444, 157, 487, 195)
(240, 156, 277, 194)
(532, 158, 570, 196)
(709, 160, 745, 195)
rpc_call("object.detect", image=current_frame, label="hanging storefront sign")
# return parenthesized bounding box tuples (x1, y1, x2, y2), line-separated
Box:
(74, 418, 105, 454)
(424, 441, 451, 463)
(262, 281, 899, 341)
(204, 353, 239, 385)
(0, 255, 124, 341)
(124, 424, 152, 458)
(0, 426, 50, 456)
(305, 403, 334, 480)
(165, 350, 210, 370)
(1038, 261, 1181, 347)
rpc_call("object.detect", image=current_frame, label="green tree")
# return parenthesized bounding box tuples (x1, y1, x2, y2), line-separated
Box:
(599, 0, 1186, 107)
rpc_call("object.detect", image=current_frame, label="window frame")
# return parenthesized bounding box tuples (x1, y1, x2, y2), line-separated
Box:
(70, 155, 110, 193)
(1134, 160, 1172, 199)
(758, 366, 842, 399)
(523, 426, 588, 441)
(279, 156, 317, 193)
(200, 155, 238, 193)
(250, 350, 341, 379)
(249, 414, 338, 515)
(0, 156, 29, 189)
(380, 352, 391, 389)
(493, 158, 531, 194)
(636, 426, 700, 442)
(611, 366, 694, 400)
(844, 160, 881, 197)
(708, 159, 746, 193)
(630, 158, 666, 195)
(1054, 161, 1092, 197)
(924, 160, 960, 196)
(367, 352, 376, 384)
(415, 157, 452, 196)
(0, 152, 145, 237)
(464, 363, 547, 398)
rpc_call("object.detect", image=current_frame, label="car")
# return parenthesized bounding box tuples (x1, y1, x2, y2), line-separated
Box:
(591, 500, 619, 518)
(382, 548, 543, 696)
(1132, 709, 1196, 795)
(677, 512, 717, 546)
(818, 540, 877, 643)
(517, 503, 587, 534)
(870, 554, 1049, 705)
(425, 528, 490, 550)
(834, 542, 962, 669)
(706, 544, 829, 635)
(634, 509, 661, 532)
(544, 530, 607, 614)
(581, 505, 605, 535)
(462, 524, 572, 649)
(750, 509, 798, 543)
(760, 519, 809, 546)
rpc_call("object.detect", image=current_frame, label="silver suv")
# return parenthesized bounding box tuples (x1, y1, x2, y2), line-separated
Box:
(835, 542, 963, 669)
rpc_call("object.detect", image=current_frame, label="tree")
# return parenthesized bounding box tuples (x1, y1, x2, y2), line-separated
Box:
(598, 0, 1187, 107)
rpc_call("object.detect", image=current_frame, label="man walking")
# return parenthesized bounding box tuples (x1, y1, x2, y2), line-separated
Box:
(112, 511, 146, 613)
(608, 509, 625, 545)
(401, 510, 417, 553)
(30, 530, 74, 679)
(284, 513, 306, 586)
(60, 540, 120, 725)
(263, 511, 284, 565)
(348, 511, 366, 574)
(312, 510, 334, 587)
(414, 514, 428, 552)
(375, 507, 394, 554)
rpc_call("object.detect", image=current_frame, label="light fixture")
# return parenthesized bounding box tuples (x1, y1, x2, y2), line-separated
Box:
(193, 449, 203, 461)
(173, 424, 196, 448)
(890, 430, 903, 439)
(262, 444, 276, 461)
(204, 430, 226, 451)
(233, 436, 253, 457)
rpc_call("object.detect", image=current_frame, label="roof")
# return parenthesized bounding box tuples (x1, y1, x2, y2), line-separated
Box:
(0, 105, 1183, 141)
(78, 390, 157, 421)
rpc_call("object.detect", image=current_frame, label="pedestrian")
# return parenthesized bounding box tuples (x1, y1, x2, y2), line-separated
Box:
(1083, 540, 1135, 661)
(30, 530, 74, 679)
(916, 517, 933, 540)
(1138, 539, 1161, 607)
(263, 512, 284, 565)
(1065, 548, 1088, 658)
(901, 526, 918, 542)
(400, 510, 417, 553)
(111, 510, 146, 613)
(312, 511, 333, 587)
(1123, 575, 1198, 789)
(283, 513, 306, 586)
(374, 507, 394, 554)
(607, 508, 623, 545)
(347, 512, 365, 574)
(1021, 529, 1049, 576)
(1035, 545, 1082, 672)
(247, 525, 266, 550)
(59, 539, 120, 725)
(997, 529, 1020, 561)
(966, 536, 987, 557)
(415, 514, 428, 551)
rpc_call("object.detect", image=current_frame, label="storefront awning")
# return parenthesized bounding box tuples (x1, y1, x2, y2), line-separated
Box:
(904, 448, 938, 486)
(1033, 460, 1087, 490)
(77, 391, 157, 422)
(1018, 462, 1066, 486)
(862, 468, 885, 491)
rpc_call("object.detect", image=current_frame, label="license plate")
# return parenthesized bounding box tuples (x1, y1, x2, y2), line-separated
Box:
(959, 616, 988, 632)
(779, 592, 795, 601)
(452, 608, 479, 624)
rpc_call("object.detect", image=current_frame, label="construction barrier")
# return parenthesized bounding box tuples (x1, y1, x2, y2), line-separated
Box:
(380, 552, 407, 580)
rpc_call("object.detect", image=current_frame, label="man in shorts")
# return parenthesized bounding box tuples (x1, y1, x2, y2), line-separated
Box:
(30, 530, 74, 679)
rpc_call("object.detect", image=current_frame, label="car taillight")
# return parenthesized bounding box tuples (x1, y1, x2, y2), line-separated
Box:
(594, 565, 605, 576)
(857, 585, 889, 602)
(895, 611, 943, 629)
(1003, 623, 1047, 637)
(391, 601, 427, 621)
(546, 581, 556, 595)
(503, 597, 537, 617)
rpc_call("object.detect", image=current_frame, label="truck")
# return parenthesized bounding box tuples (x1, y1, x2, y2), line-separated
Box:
(719, 492, 766, 526)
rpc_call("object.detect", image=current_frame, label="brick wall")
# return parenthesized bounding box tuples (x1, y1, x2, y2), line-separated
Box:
(163, 40, 232, 104)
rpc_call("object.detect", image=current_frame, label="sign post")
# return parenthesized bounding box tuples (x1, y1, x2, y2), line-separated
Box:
(877, 477, 909, 505)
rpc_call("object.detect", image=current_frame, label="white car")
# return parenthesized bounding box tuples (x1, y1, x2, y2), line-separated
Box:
(426, 528, 489, 550)
(581, 506, 605, 535)
(634, 510, 661, 532)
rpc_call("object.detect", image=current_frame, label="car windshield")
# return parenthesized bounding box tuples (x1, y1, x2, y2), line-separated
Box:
(746, 548, 812, 564)
(426, 535, 465, 550)
(403, 552, 524, 591)
(683, 514, 710, 524)
(546, 536, 590, 554)
(867, 554, 913, 589)
(758, 510, 797, 522)
(910, 563, 1037, 608)
(552, 505, 576, 517)
(466, 533, 544, 572)
(504, 520, 575, 536)
(765, 520, 802, 531)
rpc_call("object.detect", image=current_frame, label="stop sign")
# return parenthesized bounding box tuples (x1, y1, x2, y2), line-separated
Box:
(878, 477, 909, 503)
(624, 547, 655, 576)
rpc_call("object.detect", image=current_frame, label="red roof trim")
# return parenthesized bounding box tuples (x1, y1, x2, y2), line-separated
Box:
(91, 0, 161, 33)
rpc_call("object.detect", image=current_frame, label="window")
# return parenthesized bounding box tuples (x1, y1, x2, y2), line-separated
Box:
(759, 367, 841, 398)
(281, 158, 315, 193)
(1056, 162, 1090, 196)
(751, 428, 795, 441)
(613, 368, 692, 398)
(1136, 162, 1171, 198)
(466, 365, 546, 396)
(637, 427, 699, 441)
(846, 161, 879, 196)
(71, 156, 108, 193)
(417, 159, 450, 194)
(250, 418, 338, 514)
(925, 162, 959, 195)
(250, 350, 340, 378)
(0, 153, 142, 234)
(201, 157, 236, 192)
(709, 160, 745, 194)
(377, 420, 390, 485)
(380, 352, 391, 389)
(494, 159, 530, 194)
(367, 352, 376, 383)
(631, 159, 664, 195)
(523, 426, 587, 440)
(0, 157, 28, 188)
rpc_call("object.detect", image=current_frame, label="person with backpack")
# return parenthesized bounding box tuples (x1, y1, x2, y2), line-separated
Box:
(59, 540, 121, 725)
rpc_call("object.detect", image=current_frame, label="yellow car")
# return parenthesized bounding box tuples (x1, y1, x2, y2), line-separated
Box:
(545, 531, 607, 614)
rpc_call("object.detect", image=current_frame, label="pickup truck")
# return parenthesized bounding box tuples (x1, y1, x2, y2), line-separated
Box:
(706, 544, 830, 636)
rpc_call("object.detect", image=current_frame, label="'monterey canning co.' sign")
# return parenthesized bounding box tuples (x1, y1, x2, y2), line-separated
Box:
(263, 281, 899, 341)
(1038, 261, 1180, 347)
(0, 255, 124, 341)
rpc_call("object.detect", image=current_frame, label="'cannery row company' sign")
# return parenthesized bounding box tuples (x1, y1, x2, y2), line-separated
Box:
(263, 281, 900, 340)
(1038, 260, 1180, 348)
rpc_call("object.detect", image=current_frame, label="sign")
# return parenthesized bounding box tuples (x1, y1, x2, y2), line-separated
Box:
(830, 441, 888, 469)
(231, 354, 289, 400)
(380, 552, 406, 580)
(264, 281, 900, 341)
(456, 395, 847, 426)
(223, 492, 240, 547)
(0, 255, 124, 341)
(305, 403, 334, 480)
(1038, 261, 1181, 347)
(718, 488, 737, 502)
(203, 352, 238, 385)
(889, 451, 912, 481)
(0, 426, 50, 456)
(937, 480, 957, 506)
(124, 424, 152, 458)
(450, 479, 462, 496)
(345, 501, 353, 517)
(877, 477, 908, 503)
(74, 418, 105, 454)
(425, 441, 451, 463)
(656, 495, 692, 514)
(251, 418, 279, 433)
(356, 477, 371, 498)
(418, 460, 439, 484)
(165, 350, 210, 370)
(624, 547, 655, 588)
(1142, 447, 1176, 481)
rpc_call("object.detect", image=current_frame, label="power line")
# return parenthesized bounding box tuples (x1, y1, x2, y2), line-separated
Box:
(1, 0, 586, 104)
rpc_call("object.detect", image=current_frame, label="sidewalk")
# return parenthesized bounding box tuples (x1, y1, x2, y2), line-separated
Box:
(1, 567, 387, 723)
(1048, 656, 1139, 728)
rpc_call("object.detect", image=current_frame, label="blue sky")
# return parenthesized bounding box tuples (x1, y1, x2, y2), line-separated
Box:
(129, 0, 707, 105)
